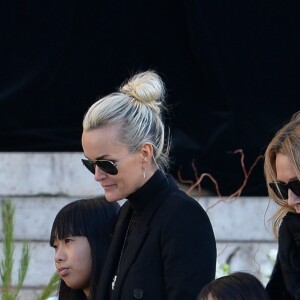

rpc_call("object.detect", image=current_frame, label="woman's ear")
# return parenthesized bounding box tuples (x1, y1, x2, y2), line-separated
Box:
(140, 143, 153, 162)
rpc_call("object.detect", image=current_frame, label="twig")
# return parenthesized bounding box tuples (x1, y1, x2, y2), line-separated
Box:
(177, 149, 263, 210)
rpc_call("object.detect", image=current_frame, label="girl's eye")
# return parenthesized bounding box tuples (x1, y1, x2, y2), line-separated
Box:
(65, 238, 73, 244)
(52, 243, 58, 252)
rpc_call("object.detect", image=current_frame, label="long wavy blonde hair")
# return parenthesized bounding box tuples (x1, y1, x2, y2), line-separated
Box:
(264, 111, 300, 237)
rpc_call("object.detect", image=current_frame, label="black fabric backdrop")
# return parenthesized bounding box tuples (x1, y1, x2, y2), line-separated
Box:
(1, 1, 299, 195)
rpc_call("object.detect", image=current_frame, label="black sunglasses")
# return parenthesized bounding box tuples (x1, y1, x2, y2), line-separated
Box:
(269, 179, 300, 200)
(81, 150, 135, 175)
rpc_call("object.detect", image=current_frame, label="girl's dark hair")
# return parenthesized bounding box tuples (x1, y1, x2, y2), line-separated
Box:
(197, 272, 270, 300)
(50, 196, 120, 300)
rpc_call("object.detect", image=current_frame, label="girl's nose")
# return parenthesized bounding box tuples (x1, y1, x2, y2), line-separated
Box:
(55, 247, 65, 263)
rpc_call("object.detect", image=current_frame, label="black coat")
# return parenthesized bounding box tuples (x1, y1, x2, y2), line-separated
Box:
(96, 171, 216, 300)
(266, 212, 300, 300)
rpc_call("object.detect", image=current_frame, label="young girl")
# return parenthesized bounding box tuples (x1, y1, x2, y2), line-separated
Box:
(49, 196, 119, 300)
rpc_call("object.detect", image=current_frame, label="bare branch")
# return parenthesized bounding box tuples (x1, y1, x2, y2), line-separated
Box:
(177, 149, 263, 211)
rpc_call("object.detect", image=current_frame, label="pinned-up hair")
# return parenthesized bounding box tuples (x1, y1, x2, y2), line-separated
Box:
(82, 70, 171, 173)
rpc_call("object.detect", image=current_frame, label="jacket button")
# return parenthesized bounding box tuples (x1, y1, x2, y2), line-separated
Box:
(133, 288, 143, 299)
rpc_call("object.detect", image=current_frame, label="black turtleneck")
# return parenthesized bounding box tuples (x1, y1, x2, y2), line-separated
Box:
(111, 170, 169, 295)
(127, 169, 167, 211)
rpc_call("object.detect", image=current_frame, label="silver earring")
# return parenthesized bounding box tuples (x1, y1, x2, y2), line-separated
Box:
(143, 170, 146, 179)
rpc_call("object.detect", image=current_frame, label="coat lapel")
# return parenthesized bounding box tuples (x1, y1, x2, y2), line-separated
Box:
(100, 174, 177, 299)
(97, 202, 133, 299)
(113, 220, 149, 298)
(113, 181, 171, 299)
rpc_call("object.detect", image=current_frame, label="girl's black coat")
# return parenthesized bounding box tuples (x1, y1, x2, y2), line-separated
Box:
(96, 171, 216, 300)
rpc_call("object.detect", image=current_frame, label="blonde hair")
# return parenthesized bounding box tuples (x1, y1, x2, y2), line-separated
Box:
(264, 111, 300, 237)
(82, 70, 170, 172)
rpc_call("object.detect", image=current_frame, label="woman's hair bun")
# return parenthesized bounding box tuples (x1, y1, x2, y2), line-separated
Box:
(120, 70, 165, 113)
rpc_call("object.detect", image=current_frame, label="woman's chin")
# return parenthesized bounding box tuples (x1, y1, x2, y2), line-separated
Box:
(104, 192, 122, 203)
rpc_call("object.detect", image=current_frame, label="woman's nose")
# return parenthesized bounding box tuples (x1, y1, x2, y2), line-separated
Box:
(94, 166, 107, 181)
(287, 189, 300, 208)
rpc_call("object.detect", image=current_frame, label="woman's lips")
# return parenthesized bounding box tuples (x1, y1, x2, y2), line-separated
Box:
(102, 184, 115, 190)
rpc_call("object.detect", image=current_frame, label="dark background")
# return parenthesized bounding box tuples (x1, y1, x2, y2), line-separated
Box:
(1, 1, 299, 196)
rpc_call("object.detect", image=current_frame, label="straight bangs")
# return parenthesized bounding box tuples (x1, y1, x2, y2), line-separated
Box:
(50, 203, 88, 246)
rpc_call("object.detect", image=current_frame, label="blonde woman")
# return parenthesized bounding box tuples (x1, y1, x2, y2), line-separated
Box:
(81, 70, 216, 300)
(264, 111, 300, 300)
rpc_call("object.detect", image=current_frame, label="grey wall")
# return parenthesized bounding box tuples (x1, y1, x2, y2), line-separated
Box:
(0, 153, 277, 299)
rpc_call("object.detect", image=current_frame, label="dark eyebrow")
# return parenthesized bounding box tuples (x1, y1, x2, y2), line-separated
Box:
(276, 177, 298, 184)
(289, 177, 299, 181)
(95, 155, 112, 160)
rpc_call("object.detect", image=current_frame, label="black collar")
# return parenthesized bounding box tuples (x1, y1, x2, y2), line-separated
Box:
(127, 170, 166, 212)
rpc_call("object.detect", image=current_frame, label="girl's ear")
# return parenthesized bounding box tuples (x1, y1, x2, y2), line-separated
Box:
(140, 143, 153, 162)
